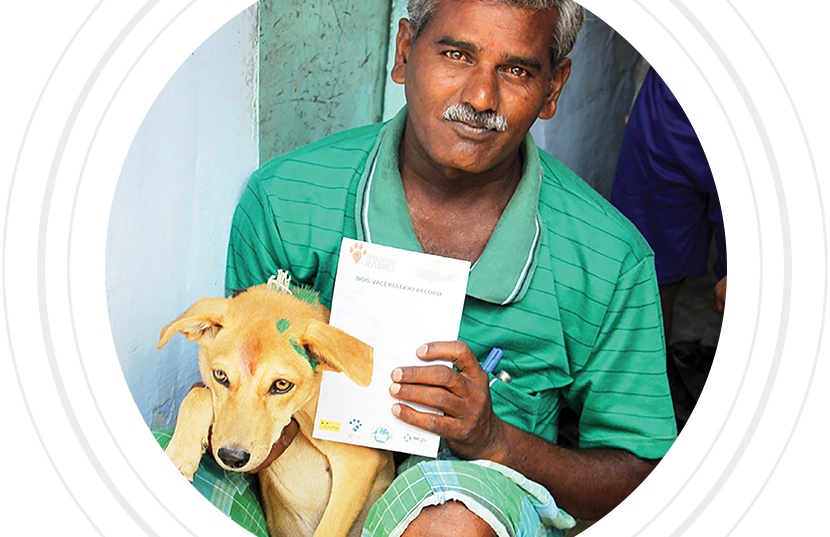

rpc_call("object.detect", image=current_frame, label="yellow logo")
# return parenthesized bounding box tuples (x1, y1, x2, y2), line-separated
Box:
(319, 420, 341, 433)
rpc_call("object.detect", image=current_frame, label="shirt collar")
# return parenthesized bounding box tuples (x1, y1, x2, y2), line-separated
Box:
(355, 106, 543, 305)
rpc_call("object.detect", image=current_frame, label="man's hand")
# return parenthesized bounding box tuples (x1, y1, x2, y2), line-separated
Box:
(714, 275, 727, 313)
(389, 341, 507, 461)
(388, 342, 658, 520)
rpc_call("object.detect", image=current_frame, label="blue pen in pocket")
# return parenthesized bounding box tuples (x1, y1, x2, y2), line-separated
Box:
(482, 347, 506, 386)
(482, 347, 503, 373)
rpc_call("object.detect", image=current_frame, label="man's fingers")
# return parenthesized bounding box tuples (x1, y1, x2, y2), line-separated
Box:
(400, 340, 483, 375)
(392, 402, 457, 437)
(390, 381, 465, 416)
(391, 363, 458, 386)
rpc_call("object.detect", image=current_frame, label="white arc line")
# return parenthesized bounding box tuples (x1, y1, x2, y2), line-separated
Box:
(0, 50, 66, 488)
(764, 47, 828, 489)
(37, 128, 66, 412)
(764, 128, 793, 412)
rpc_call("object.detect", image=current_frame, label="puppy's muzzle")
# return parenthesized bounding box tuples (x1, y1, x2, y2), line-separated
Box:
(217, 445, 251, 469)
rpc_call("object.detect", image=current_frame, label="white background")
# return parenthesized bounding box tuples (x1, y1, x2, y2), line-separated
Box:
(1, 0, 828, 536)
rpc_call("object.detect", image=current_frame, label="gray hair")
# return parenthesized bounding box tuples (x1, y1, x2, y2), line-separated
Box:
(407, 0, 585, 67)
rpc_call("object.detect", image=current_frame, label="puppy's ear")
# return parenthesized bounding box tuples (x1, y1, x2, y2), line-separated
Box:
(157, 297, 230, 349)
(300, 320, 373, 387)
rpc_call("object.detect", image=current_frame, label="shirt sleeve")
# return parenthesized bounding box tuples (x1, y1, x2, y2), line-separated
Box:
(225, 172, 290, 296)
(562, 254, 677, 460)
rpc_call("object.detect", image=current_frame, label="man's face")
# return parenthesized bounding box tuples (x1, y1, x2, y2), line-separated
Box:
(391, 0, 571, 175)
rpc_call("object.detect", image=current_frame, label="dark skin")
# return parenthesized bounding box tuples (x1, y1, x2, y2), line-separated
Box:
(386, 0, 659, 523)
(401, 500, 496, 537)
(391, 343, 656, 521)
(393, 0, 565, 263)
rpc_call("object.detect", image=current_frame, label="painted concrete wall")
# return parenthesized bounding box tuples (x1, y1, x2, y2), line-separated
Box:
(107, 6, 259, 429)
(258, 0, 391, 163)
(531, 11, 644, 198)
(260, 3, 642, 198)
(382, 0, 409, 120)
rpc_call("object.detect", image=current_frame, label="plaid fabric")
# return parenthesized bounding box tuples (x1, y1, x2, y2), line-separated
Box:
(363, 452, 576, 537)
(154, 430, 575, 536)
(152, 430, 270, 537)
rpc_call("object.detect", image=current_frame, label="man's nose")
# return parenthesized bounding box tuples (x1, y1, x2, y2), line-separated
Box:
(461, 64, 500, 114)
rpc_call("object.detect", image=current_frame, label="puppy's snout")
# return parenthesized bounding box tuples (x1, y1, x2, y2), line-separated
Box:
(217, 446, 251, 469)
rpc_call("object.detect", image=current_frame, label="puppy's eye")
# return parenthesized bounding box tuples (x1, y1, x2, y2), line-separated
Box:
(213, 369, 229, 387)
(270, 379, 294, 395)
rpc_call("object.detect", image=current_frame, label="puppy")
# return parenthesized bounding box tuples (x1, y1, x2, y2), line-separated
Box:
(157, 283, 394, 537)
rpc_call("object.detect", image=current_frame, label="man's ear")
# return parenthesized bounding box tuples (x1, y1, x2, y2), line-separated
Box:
(300, 320, 373, 387)
(538, 58, 572, 120)
(157, 297, 229, 349)
(390, 18, 413, 85)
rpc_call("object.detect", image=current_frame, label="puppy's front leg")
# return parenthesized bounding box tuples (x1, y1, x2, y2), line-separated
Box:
(312, 443, 391, 537)
(165, 387, 213, 481)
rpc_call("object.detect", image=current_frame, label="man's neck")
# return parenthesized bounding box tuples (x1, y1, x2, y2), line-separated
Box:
(397, 126, 524, 264)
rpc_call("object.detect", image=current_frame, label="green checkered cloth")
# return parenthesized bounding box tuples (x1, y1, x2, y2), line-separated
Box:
(363, 452, 576, 537)
(152, 430, 269, 537)
(153, 431, 575, 537)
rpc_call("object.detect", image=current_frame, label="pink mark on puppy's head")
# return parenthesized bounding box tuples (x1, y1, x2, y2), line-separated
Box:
(239, 339, 260, 376)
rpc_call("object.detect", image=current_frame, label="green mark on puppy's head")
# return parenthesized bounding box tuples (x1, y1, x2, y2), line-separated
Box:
(290, 338, 318, 370)
(276, 318, 290, 333)
(291, 285, 321, 308)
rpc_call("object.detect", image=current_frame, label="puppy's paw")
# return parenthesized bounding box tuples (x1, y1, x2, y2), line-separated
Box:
(165, 438, 207, 482)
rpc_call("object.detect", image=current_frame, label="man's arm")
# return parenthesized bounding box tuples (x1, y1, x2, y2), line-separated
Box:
(392, 249, 674, 519)
(714, 275, 727, 313)
(390, 341, 656, 520)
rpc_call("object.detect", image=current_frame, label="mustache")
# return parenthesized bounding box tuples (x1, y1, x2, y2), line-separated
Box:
(443, 103, 508, 132)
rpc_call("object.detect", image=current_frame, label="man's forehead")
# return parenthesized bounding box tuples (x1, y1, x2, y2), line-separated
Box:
(422, 0, 556, 63)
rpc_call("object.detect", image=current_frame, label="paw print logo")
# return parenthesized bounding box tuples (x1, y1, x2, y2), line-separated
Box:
(350, 242, 367, 264)
(349, 419, 362, 432)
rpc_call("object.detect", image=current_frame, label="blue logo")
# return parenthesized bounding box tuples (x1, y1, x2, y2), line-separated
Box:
(371, 426, 392, 444)
(349, 419, 362, 432)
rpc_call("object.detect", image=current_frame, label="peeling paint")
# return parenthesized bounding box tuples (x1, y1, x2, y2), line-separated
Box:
(150, 397, 176, 430)
(258, 0, 391, 162)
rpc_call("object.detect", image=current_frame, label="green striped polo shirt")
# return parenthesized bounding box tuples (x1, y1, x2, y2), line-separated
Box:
(226, 107, 677, 460)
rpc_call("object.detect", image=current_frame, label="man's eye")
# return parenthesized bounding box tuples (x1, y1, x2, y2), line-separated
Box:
(213, 369, 229, 387)
(445, 50, 468, 61)
(507, 66, 528, 78)
(270, 379, 294, 395)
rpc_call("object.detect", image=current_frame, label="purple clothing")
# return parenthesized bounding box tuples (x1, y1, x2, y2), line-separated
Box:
(610, 68, 726, 285)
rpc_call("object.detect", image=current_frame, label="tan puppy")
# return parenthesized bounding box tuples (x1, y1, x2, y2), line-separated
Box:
(157, 283, 395, 537)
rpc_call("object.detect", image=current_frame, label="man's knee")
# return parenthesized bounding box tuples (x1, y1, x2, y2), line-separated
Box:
(400, 500, 496, 537)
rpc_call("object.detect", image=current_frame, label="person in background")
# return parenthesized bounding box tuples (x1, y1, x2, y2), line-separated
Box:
(611, 66, 726, 432)
(611, 66, 726, 339)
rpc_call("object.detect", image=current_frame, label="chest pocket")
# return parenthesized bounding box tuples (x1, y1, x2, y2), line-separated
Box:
(490, 379, 560, 444)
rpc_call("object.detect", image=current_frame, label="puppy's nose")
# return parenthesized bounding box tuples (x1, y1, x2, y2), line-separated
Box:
(217, 446, 250, 469)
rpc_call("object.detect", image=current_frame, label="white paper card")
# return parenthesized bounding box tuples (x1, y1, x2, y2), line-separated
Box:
(312, 238, 470, 457)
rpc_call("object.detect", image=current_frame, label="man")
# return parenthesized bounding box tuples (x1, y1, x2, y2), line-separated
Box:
(226, 0, 676, 534)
